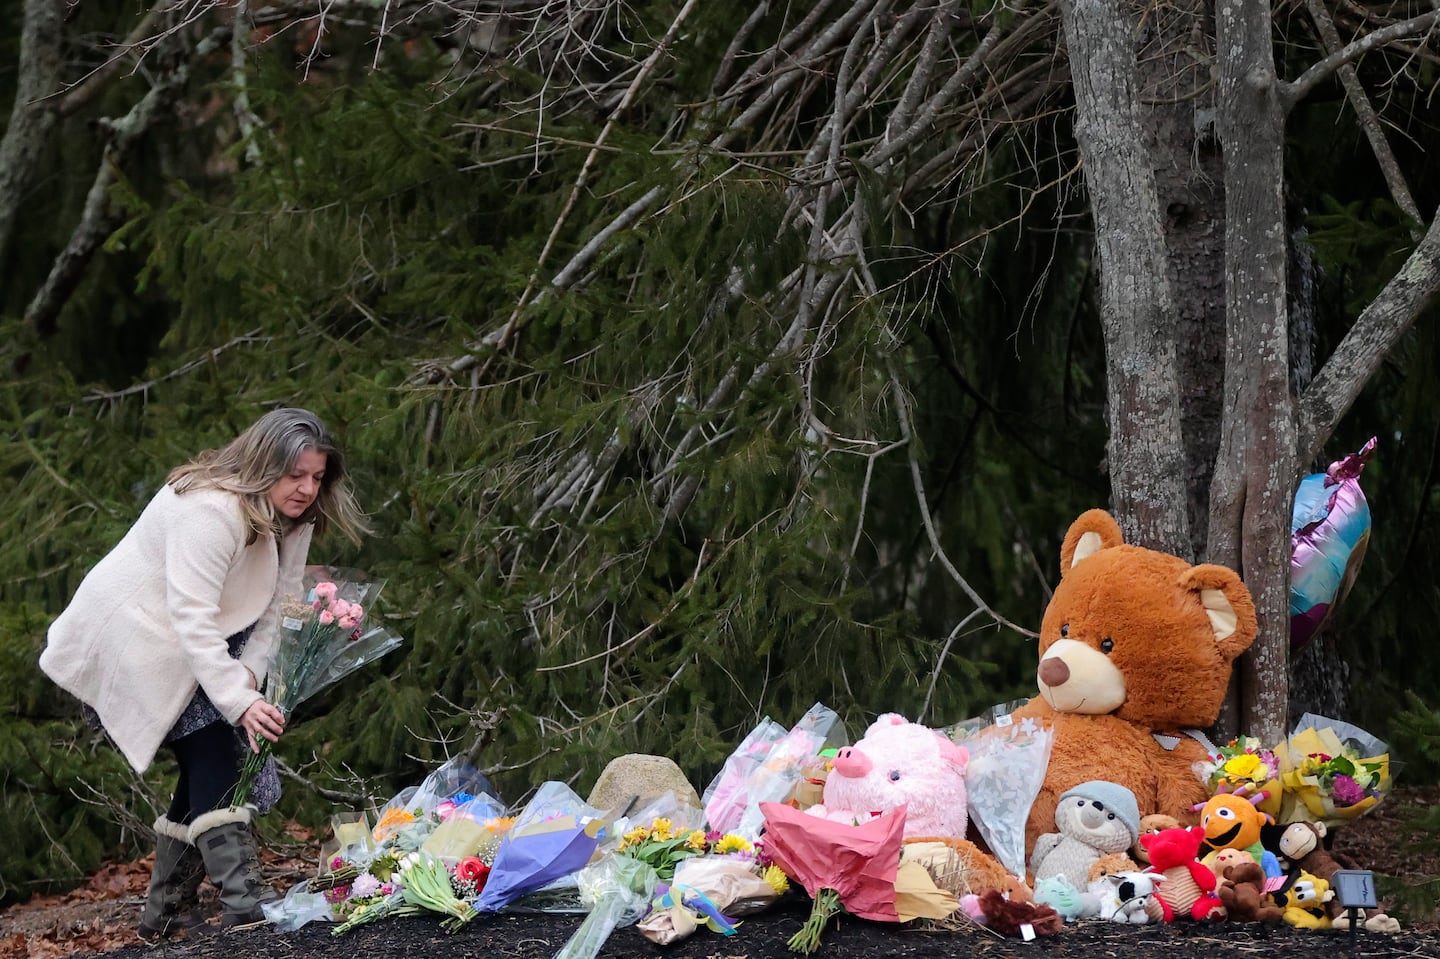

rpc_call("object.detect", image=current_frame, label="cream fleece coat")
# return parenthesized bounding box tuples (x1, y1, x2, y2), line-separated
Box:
(41, 484, 313, 773)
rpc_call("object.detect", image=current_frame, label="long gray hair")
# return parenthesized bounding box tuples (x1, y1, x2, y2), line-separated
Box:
(168, 408, 368, 545)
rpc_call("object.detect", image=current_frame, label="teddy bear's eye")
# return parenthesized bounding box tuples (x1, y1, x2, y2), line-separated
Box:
(888, 770, 901, 782)
(1107, 813, 1115, 820)
(1060, 623, 1069, 637)
(1099, 637, 1114, 653)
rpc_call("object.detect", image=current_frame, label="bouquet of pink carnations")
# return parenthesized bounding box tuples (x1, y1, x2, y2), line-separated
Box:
(232, 568, 405, 807)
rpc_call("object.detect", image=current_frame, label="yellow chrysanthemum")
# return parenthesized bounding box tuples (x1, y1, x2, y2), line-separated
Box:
(713, 834, 753, 855)
(762, 865, 790, 895)
(1223, 753, 1263, 779)
(651, 818, 674, 840)
(685, 830, 708, 850)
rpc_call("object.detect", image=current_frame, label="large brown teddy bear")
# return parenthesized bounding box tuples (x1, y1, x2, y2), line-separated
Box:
(1010, 509, 1257, 853)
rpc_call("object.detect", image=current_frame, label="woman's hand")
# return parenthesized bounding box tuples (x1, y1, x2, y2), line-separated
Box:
(239, 699, 286, 753)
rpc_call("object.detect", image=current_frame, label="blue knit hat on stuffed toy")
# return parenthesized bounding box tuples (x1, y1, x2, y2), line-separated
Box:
(1059, 780, 1141, 846)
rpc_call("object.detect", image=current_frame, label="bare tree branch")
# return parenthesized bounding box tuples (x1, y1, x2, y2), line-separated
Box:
(1295, 205, 1440, 465)
(1301, 0, 1423, 236)
(887, 363, 1036, 639)
(25, 30, 221, 336)
(1280, 9, 1440, 109)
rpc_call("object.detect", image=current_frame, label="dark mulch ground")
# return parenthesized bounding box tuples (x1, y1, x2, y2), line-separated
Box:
(60, 899, 1440, 959)
(5, 786, 1439, 959)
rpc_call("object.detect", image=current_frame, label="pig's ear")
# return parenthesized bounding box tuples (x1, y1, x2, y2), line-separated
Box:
(864, 712, 910, 737)
(938, 737, 968, 773)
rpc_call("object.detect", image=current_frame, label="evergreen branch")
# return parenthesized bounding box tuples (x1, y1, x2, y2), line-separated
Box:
(710, 1, 778, 96)
(533, 544, 705, 674)
(1280, 9, 1440, 109)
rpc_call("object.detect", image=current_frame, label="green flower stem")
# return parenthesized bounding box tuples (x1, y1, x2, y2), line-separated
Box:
(787, 887, 841, 955)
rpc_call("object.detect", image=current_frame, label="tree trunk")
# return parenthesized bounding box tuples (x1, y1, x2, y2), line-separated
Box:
(1058, 0, 1190, 557)
(1134, 0, 1226, 565)
(1209, 0, 1294, 743)
(0, 0, 65, 265)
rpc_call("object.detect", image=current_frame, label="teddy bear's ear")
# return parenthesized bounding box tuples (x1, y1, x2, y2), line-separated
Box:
(1059, 509, 1125, 576)
(1176, 564, 1258, 661)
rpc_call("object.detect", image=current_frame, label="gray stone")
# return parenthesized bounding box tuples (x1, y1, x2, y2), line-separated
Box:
(586, 754, 701, 816)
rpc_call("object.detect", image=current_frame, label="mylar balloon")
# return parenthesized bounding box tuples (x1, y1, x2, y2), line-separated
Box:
(1289, 437, 1376, 651)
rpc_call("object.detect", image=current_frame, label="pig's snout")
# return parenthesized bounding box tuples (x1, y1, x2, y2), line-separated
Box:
(830, 746, 872, 778)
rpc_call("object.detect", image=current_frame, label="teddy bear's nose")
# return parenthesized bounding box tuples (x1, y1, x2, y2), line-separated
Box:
(1039, 656, 1070, 687)
(831, 746, 873, 778)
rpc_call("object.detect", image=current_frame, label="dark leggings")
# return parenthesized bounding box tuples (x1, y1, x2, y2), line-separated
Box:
(166, 721, 243, 826)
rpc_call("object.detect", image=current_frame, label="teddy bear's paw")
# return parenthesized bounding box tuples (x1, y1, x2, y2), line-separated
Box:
(1364, 913, 1401, 934)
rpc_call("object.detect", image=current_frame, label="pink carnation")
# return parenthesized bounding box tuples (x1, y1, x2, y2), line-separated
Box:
(1332, 773, 1366, 807)
(318, 609, 335, 625)
(314, 581, 338, 600)
(351, 872, 382, 898)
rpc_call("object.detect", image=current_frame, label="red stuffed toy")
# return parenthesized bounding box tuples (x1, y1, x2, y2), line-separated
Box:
(1140, 826, 1226, 922)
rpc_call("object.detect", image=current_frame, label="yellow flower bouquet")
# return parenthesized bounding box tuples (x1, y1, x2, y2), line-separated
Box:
(1275, 714, 1390, 828)
(1194, 735, 1282, 818)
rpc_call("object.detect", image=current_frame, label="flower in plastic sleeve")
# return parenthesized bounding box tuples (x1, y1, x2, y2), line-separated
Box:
(455, 856, 491, 886)
(314, 581, 338, 601)
(552, 855, 659, 959)
(374, 807, 417, 842)
(318, 609, 335, 625)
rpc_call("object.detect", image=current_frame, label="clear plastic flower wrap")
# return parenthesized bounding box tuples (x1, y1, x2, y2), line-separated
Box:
(703, 703, 846, 841)
(261, 880, 336, 932)
(550, 854, 658, 959)
(233, 568, 406, 807)
(421, 792, 510, 862)
(950, 702, 1054, 879)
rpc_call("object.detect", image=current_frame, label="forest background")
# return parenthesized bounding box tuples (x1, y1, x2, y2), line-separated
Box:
(3, 0, 1440, 914)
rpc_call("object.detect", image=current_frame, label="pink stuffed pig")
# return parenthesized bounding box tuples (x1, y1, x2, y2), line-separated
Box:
(807, 713, 970, 838)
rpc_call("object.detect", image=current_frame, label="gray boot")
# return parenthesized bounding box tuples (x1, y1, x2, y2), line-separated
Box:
(137, 815, 208, 940)
(189, 807, 278, 928)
